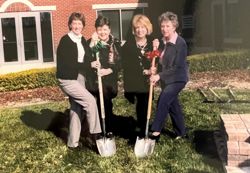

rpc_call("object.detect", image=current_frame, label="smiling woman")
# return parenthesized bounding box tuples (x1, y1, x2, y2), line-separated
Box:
(87, 15, 121, 133)
(56, 12, 102, 150)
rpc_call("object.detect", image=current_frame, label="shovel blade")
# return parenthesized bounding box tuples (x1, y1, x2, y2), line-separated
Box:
(134, 137, 156, 158)
(96, 137, 116, 157)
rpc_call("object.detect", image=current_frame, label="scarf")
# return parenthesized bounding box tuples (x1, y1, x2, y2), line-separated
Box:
(68, 31, 85, 63)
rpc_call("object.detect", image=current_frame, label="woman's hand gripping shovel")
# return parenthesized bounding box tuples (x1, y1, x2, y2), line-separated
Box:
(134, 47, 160, 158)
(93, 42, 116, 157)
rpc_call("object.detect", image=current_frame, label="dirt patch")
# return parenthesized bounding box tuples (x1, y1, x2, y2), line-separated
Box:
(0, 86, 66, 107)
(0, 69, 250, 107)
(186, 69, 250, 90)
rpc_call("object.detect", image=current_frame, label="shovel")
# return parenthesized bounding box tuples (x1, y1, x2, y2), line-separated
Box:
(134, 55, 157, 158)
(95, 52, 116, 157)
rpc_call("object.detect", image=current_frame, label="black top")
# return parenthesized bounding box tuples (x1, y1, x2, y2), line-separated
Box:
(86, 35, 121, 94)
(121, 36, 154, 93)
(56, 34, 92, 80)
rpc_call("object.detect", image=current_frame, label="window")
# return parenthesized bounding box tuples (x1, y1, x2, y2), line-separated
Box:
(97, 9, 143, 41)
(40, 12, 53, 62)
(93, 3, 147, 41)
(182, 15, 194, 29)
(0, 12, 54, 64)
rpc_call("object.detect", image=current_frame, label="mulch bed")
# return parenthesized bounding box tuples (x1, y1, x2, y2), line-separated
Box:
(0, 69, 250, 107)
(0, 86, 66, 107)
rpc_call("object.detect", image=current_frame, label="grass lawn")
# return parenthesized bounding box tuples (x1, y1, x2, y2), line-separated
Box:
(1, 90, 250, 173)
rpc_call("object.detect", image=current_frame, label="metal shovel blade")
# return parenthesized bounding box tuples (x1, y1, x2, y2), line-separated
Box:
(134, 136, 156, 158)
(96, 136, 116, 157)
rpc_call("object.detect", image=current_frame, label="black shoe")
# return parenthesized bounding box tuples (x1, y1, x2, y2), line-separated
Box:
(148, 132, 161, 142)
(175, 134, 189, 140)
(68, 146, 80, 151)
(92, 133, 103, 140)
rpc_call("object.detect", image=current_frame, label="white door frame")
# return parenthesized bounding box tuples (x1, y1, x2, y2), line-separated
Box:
(0, 12, 43, 65)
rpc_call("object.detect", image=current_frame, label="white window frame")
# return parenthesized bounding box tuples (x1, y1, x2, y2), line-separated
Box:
(0, 0, 56, 12)
(0, 12, 43, 64)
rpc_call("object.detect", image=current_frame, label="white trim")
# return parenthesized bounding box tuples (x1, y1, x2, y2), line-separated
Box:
(92, 3, 148, 10)
(0, 0, 56, 12)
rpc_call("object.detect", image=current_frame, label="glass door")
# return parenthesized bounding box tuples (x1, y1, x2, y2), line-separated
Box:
(0, 15, 19, 63)
(22, 16, 38, 61)
(0, 12, 42, 64)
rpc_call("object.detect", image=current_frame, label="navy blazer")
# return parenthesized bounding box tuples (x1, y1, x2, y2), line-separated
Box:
(158, 36, 189, 85)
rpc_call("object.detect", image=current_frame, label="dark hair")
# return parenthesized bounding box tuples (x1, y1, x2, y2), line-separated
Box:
(68, 12, 85, 30)
(95, 15, 110, 28)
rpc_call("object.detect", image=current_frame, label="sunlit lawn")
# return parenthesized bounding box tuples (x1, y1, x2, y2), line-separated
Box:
(1, 90, 250, 173)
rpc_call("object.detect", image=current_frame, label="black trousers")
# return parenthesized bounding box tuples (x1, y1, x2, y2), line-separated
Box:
(135, 92, 149, 134)
(94, 85, 117, 132)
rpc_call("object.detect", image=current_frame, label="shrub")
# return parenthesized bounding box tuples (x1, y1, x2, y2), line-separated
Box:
(188, 49, 250, 73)
(0, 68, 57, 92)
(1, 49, 250, 92)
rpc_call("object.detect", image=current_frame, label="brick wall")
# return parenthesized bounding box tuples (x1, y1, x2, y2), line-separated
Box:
(219, 114, 250, 167)
(0, 0, 140, 50)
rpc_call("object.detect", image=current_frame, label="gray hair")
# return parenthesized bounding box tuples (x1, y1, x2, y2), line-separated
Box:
(158, 11, 179, 28)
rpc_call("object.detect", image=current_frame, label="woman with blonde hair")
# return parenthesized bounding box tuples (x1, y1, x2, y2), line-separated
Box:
(121, 14, 155, 137)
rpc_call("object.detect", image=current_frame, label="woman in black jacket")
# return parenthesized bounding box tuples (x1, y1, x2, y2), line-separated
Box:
(87, 15, 121, 132)
(121, 14, 154, 137)
(150, 11, 189, 140)
(56, 12, 101, 149)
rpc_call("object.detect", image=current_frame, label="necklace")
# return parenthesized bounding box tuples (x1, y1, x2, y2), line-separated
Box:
(136, 42, 147, 55)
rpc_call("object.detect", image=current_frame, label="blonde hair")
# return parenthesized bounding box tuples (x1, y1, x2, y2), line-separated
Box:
(132, 14, 153, 35)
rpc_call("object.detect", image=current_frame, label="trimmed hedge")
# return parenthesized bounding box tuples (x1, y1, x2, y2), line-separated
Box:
(0, 49, 250, 92)
(0, 68, 57, 92)
(188, 49, 250, 73)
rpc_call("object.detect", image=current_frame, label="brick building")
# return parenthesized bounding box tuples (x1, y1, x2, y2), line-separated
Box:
(0, 0, 249, 74)
(0, 0, 158, 74)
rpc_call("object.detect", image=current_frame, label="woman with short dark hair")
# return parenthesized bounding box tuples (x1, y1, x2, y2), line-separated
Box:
(56, 12, 102, 149)
(87, 15, 121, 132)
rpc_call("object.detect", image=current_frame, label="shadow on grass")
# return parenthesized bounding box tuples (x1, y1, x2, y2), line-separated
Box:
(20, 109, 138, 145)
(109, 114, 137, 144)
(193, 130, 219, 158)
(193, 130, 224, 171)
(20, 109, 69, 144)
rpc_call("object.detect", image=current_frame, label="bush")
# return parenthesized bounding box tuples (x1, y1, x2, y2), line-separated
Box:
(1, 49, 250, 92)
(188, 49, 250, 73)
(0, 68, 57, 92)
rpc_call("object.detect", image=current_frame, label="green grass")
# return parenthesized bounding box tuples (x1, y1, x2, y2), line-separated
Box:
(1, 91, 250, 173)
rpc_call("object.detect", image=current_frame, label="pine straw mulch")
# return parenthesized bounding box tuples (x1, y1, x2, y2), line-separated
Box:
(0, 69, 250, 107)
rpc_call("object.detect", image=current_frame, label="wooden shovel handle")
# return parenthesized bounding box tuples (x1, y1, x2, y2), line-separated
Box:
(96, 52, 105, 119)
(146, 57, 156, 120)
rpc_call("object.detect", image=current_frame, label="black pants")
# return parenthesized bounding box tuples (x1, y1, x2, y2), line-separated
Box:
(135, 92, 149, 134)
(94, 85, 117, 132)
